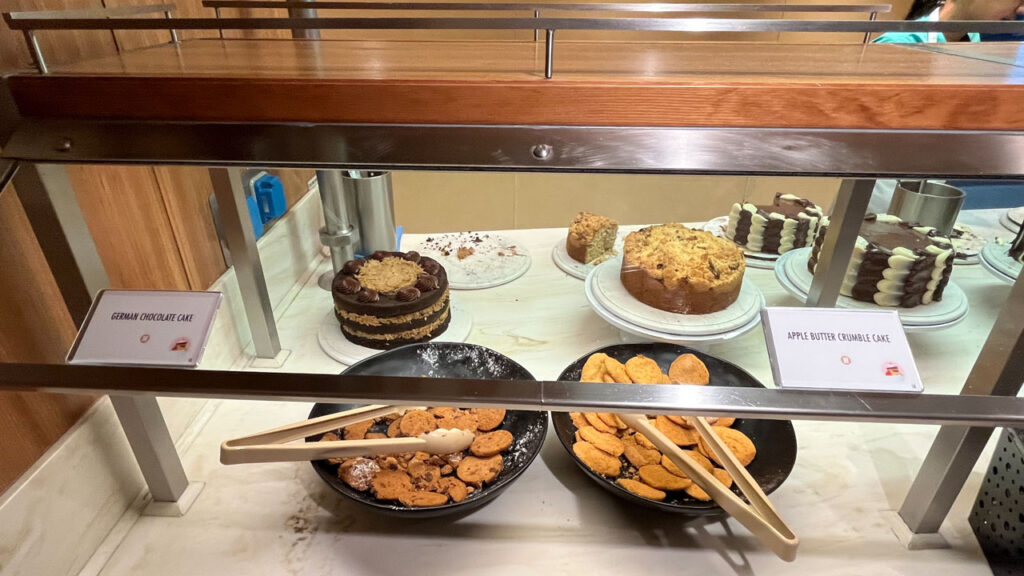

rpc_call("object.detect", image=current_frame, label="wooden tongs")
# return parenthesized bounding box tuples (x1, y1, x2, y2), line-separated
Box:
(617, 413, 800, 562)
(220, 405, 475, 465)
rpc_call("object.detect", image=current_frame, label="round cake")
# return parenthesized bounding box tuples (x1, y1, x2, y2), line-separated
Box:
(620, 224, 745, 314)
(808, 214, 954, 308)
(726, 193, 823, 255)
(331, 250, 450, 349)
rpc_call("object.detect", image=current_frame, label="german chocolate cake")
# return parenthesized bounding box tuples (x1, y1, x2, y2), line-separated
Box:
(621, 224, 745, 314)
(332, 250, 450, 349)
(726, 193, 823, 255)
(808, 214, 955, 308)
(567, 212, 618, 264)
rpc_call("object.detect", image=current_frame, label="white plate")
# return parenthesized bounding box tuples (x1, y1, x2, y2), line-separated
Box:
(979, 241, 1021, 284)
(775, 247, 969, 330)
(584, 269, 762, 344)
(1009, 206, 1024, 226)
(702, 215, 779, 270)
(1000, 211, 1021, 233)
(589, 257, 762, 336)
(412, 233, 531, 290)
(551, 236, 622, 280)
(317, 302, 473, 366)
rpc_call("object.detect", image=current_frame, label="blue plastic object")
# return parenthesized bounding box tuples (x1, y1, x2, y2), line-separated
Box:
(246, 194, 265, 239)
(253, 173, 287, 223)
(980, 14, 1024, 42)
(947, 180, 1024, 210)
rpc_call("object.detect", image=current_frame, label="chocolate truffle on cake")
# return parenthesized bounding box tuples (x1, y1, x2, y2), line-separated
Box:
(331, 251, 450, 349)
(808, 214, 955, 308)
(621, 223, 745, 315)
(726, 193, 823, 255)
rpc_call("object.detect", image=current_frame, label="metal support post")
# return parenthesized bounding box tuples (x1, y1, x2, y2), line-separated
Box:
(288, 0, 321, 39)
(533, 10, 539, 42)
(214, 7, 224, 38)
(863, 11, 878, 43)
(898, 271, 1024, 534)
(805, 178, 873, 307)
(14, 162, 191, 505)
(208, 167, 282, 359)
(316, 169, 359, 290)
(22, 30, 47, 74)
(544, 29, 555, 79)
(165, 10, 179, 43)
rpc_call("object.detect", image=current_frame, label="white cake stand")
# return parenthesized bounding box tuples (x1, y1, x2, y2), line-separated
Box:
(774, 247, 969, 332)
(412, 233, 531, 290)
(979, 242, 1021, 285)
(317, 302, 473, 366)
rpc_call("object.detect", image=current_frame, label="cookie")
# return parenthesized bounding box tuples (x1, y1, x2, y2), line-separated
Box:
(612, 414, 628, 429)
(666, 415, 690, 428)
(669, 353, 710, 385)
(634, 432, 657, 450)
(387, 416, 403, 438)
(617, 478, 666, 501)
(398, 490, 449, 508)
(596, 413, 620, 430)
(573, 441, 622, 477)
(338, 457, 380, 491)
(399, 410, 437, 436)
(604, 357, 631, 383)
(684, 449, 715, 472)
(623, 437, 662, 468)
(365, 432, 387, 440)
(712, 468, 733, 488)
(638, 464, 693, 491)
(470, 430, 514, 457)
(569, 412, 589, 430)
(581, 353, 610, 383)
(584, 412, 617, 434)
(661, 454, 691, 479)
(625, 355, 664, 384)
(578, 426, 625, 457)
(429, 407, 458, 419)
(457, 454, 504, 484)
(685, 482, 712, 501)
(371, 470, 414, 500)
(602, 374, 616, 383)
(319, 432, 340, 443)
(698, 426, 756, 467)
(715, 417, 736, 428)
(654, 415, 700, 446)
(438, 477, 470, 502)
(343, 420, 374, 440)
(452, 413, 479, 432)
(472, 408, 506, 431)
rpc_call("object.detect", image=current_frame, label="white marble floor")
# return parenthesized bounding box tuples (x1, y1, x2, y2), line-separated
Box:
(84, 224, 1016, 576)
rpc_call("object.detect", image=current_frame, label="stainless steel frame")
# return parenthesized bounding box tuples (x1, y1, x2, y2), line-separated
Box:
(9, 162, 191, 504)
(201, 1, 892, 14)
(805, 179, 873, 308)
(7, 123, 1024, 178)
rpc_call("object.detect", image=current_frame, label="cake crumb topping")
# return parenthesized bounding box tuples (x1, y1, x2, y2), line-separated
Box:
(570, 212, 619, 242)
(357, 257, 423, 294)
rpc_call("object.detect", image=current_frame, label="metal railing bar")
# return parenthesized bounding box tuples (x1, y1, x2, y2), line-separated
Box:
(199, 1, 893, 14)
(5, 5, 177, 20)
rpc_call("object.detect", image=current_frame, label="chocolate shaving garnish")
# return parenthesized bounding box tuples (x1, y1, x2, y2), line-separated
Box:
(356, 289, 380, 303)
(396, 287, 421, 302)
(337, 276, 361, 295)
(415, 274, 439, 292)
(341, 259, 365, 275)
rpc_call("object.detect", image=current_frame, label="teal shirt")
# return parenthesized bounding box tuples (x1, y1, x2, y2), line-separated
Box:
(873, 14, 981, 43)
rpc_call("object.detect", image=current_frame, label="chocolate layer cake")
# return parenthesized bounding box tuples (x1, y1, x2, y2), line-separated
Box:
(726, 193, 823, 254)
(808, 214, 955, 308)
(332, 250, 450, 349)
(621, 224, 745, 314)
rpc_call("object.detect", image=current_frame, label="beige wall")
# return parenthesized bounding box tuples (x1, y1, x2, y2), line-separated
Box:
(393, 172, 841, 233)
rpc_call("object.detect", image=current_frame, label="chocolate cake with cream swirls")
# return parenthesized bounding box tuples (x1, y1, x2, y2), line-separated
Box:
(808, 214, 955, 308)
(726, 193, 823, 254)
(331, 250, 450, 349)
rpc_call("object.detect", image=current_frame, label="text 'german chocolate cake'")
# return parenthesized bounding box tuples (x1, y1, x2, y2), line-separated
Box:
(621, 224, 745, 315)
(726, 193, 823, 255)
(808, 214, 955, 308)
(332, 250, 450, 349)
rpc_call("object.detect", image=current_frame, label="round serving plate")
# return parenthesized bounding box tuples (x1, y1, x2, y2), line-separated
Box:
(551, 234, 624, 280)
(551, 343, 797, 515)
(702, 216, 780, 270)
(589, 257, 763, 337)
(979, 241, 1021, 285)
(317, 302, 473, 366)
(306, 342, 549, 518)
(999, 211, 1021, 234)
(775, 247, 969, 331)
(412, 233, 531, 290)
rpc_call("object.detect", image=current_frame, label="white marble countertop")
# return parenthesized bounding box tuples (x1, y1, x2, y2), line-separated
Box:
(90, 220, 1016, 576)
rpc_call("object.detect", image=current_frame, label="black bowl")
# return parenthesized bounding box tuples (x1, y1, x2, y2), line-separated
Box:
(552, 343, 797, 515)
(306, 342, 549, 518)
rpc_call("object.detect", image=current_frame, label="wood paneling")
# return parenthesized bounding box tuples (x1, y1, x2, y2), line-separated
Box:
(153, 166, 227, 290)
(0, 188, 96, 493)
(15, 40, 1024, 130)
